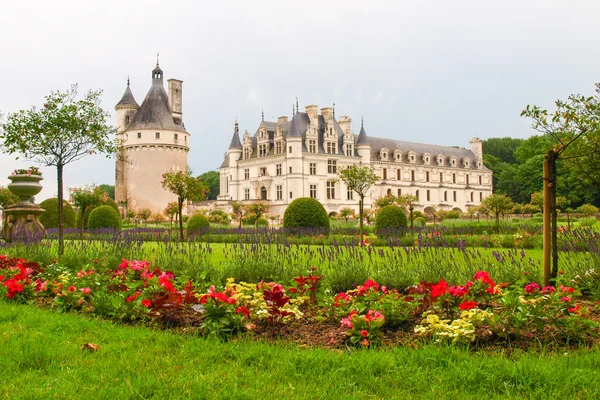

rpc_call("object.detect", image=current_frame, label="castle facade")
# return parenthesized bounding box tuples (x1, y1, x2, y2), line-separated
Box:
(218, 105, 493, 218)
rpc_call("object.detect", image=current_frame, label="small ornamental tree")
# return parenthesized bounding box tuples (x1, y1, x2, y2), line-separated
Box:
(0, 186, 19, 208)
(70, 185, 104, 238)
(338, 165, 378, 244)
(231, 201, 246, 229)
(577, 203, 599, 217)
(161, 167, 207, 240)
(164, 202, 178, 229)
(397, 194, 419, 232)
(247, 202, 270, 227)
(0, 85, 115, 255)
(482, 194, 514, 226)
(135, 208, 152, 226)
(339, 207, 355, 224)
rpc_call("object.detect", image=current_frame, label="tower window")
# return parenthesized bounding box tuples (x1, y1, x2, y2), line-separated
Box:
(174, 133, 178, 141)
(125, 116, 130, 123)
(155, 132, 160, 139)
(137, 132, 141, 139)
(427, 190, 431, 201)
(453, 191, 457, 202)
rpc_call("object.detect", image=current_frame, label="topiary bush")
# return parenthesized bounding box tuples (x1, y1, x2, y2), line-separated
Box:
(39, 198, 76, 229)
(413, 216, 426, 227)
(187, 213, 210, 236)
(256, 217, 269, 227)
(77, 196, 120, 229)
(283, 197, 330, 234)
(375, 205, 408, 235)
(88, 205, 121, 230)
(445, 210, 462, 219)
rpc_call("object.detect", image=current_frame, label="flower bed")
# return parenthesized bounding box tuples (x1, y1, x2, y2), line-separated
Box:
(1, 253, 599, 349)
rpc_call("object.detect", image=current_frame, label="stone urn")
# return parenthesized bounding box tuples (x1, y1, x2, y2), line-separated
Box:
(2, 174, 46, 241)
(7, 174, 44, 205)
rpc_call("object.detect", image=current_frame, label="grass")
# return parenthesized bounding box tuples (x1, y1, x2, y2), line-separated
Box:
(1, 301, 600, 399)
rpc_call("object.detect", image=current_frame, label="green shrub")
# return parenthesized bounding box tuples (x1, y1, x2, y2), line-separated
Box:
(88, 205, 121, 230)
(77, 196, 120, 229)
(283, 198, 330, 233)
(445, 210, 462, 219)
(187, 213, 210, 236)
(375, 205, 408, 234)
(413, 217, 426, 227)
(39, 198, 76, 229)
(581, 218, 597, 227)
(256, 217, 269, 227)
(412, 211, 425, 220)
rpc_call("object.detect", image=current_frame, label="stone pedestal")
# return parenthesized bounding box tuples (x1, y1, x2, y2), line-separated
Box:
(1, 174, 46, 242)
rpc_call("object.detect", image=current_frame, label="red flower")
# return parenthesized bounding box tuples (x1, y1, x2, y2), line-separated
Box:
(448, 285, 469, 297)
(569, 304, 581, 314)
(459, 301, 478, 310)
(474, 271, 497, 294)
(361, 339, 370, 347)
(561, 296, 572, 303)
(430, 279, 448, 299)
(141, 299, 152, 308)
(560, 285, 575, 294)
(236, 306, 250, 319)
(360, 330, 369, 338)
(334, 292, 350, 306)
(80, 287, 91, 296)
(119, 259, 129, 269)
(524, 282, 540, 294)
(68, 286, 77, 292)
(541, 286, 556, 295)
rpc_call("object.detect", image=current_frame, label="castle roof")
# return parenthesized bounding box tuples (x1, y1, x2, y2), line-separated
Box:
(228, 122, 242, 149)
(126, 65, 187, 133)
(115, 84, 138, 108)
(357, 124, 368, 145)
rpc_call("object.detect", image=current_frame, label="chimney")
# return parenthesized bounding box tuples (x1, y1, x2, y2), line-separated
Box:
(338, 116, 352, 135)
(305, 105, 318, 126)
(168, 79, 183, 125)
(321, 107, 333, 121)
(469, 137, 483, 161)
(278, 116, 288, 125)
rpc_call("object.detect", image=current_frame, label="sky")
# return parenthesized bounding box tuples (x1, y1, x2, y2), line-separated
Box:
(1, 0, 600, 201)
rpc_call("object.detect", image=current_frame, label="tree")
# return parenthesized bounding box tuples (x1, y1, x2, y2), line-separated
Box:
(198, 170, 220, 200)
(98, 184, 115, 199)
(577, 204, 599, 217)
(339, 207, 355, 224)
(482, 194, 514, 226)
(0, 186, 19, 208)
(231, 201, 246, 228)
(246, 202, 270, 227)
(522, 84, 600, 285)
(0, 85, 115, 255)
(374, 194, 397, 209)
(161, 167, 207, 240)
(135, 208, 152, 227)
(397, 194, 419, 232)
(69, 185, 104, 239)
(164, 202, 178, 229)
(338, 165, 379, 244)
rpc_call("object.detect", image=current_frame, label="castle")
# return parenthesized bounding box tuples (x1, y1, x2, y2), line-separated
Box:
(114, 62, 190, 214)
(217, 105, 493, 218)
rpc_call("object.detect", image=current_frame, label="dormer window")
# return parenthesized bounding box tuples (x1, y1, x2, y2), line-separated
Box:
(423, 153, 431, 165)
(449, 156, 457, 167)
(408, 151, 417, 163)
(380, 147, 389, 161)
(477, 161, 482, 169)
(463, 158, 470, 168)
(437, 155, 444, 166)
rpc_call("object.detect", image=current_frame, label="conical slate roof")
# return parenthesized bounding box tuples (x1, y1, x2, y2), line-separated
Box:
(127, 67, 187, 133)
(356, 124, 368, 145)
(287, 114, 302, 137)
(116, 84, 138, 108)
(229, 121, 242, 149)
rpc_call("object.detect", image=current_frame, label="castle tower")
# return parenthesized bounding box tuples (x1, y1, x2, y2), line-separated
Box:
(114, 61, 190, 214)
(356, 119, 371, 164)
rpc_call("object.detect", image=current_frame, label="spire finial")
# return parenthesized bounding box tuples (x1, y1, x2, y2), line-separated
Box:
(127, 76, 130, 86)
(361, 116, 364, 128)
(262, 108, 264, 122)
(296, 97, 299, 113)
(293, 104, 295, 116)
(333, 103, 335, 119)
(156, 52, 160, 66)
(235, 117, 239, 134)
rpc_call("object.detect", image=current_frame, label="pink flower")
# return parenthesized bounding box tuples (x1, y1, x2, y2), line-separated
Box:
(361, 339, 370, 347)
(541, 286, 556, 295)
(80, 287, 91, 296)
(448, 285, 469, 297)
(561, 296, 572, 303)
(334, 292, 350, 306)
(560, 285, 575, 294)
(119, 259, 129, 269)
(569, 304, 581, 314)
(524, 282, 540, 294)
(360, 330, 369, 338)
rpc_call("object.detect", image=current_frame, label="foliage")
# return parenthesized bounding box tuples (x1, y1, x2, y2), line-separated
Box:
(87, 205, 121, 230)
(38, 198, 76, 229)
(135, 208, 153, 224)
(577, 204, 599, 216)
(413, 216, 426, 227)
(246, 202, 270, 227)
(0, 186, 19, 208)
(338, 165, 379, 243)
(0, 85, 116, 255)
(97, 184, 115, 199)
(187, 213, 210, 236)
(338, 207, 355, 223)
(10, 166, 42, 176)
(283, 197, 330, 234)
(162, 167, 207, 240)
(197, 170, 220, 201)
(482, 194, 514, 225)
(208, 210, 229, 225)
(256, 217, 269, 227)
(231, 201, 246, 229)
(77, 196, 119, 229)
(163, 202, 178, 225)
(70, 185, 104, 236)
(375, 205, 408, 235)
(149, 213, 165, 224)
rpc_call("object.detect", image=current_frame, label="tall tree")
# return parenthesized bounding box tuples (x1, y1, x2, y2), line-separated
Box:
(198, 170, 220, 200)
(98, 184, 115, 199)
(0, 85, 115, 255)
(522, 83, 600, 285)
(161, 167, 207, 240)
(482, 137, 524, 164)
(482, 194, 514, 226)
(338, 165, 378, 244)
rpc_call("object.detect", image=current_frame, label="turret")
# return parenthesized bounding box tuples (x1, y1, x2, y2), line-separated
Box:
(114, 77, 139, 133)
(356, 118, 371, 164)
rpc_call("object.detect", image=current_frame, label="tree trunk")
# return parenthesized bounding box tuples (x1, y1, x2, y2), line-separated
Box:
(409, 205, 414, 233)
(57, 163, 65, 256)
(359, 197, 364, 245)
(549, 152, 558, 281)
(543, 150, 556, 286)
(178, 197, 184, 241)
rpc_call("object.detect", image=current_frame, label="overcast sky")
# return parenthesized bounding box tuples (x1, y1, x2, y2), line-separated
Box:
(1, 0, 599, 201)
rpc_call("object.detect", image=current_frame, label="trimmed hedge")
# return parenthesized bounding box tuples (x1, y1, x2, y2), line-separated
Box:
(187, 213, 210, 236)
(39, 198, 76, 229)
(375, 205, 408, 234)
(88, 205, 121, 230)
(256, 217, 269, 227)
(283, 198, 330, 234)
(413, 217, 426, 227)
(77, 197, 120, 229)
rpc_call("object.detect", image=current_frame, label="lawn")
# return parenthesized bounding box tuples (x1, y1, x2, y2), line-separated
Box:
(2, 302, 599, 399)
